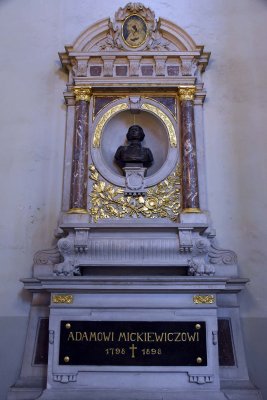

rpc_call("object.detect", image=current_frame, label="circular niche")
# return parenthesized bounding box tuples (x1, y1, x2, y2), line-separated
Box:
(92, 108, 178, 187)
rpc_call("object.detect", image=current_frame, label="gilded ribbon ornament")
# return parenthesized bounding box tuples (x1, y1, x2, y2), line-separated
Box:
(141, 103, 177, 147)
(93, 103, 129, 147)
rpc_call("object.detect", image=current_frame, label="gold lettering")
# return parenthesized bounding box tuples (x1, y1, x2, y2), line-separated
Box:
(147, 333, 154, 342)
(88, 332, 97, 341)
(187, 332, 197, 342)
(118, 332, 127, 342)
(175, 333, 181, 342)
(136, 332, 144, 342)
(102, 331, 114, 341)
(154, 332, 166, 342)
(75, 331, 83, 341)
(167, 333, 174, 342)
(129, 332, 137, 341)
(67, 332, 75, 341)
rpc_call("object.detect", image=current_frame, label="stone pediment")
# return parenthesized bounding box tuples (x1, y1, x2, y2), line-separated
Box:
(59, 3, 210, 85)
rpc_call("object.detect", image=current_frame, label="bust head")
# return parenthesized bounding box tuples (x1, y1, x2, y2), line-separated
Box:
(126, 125, 145, 142)
(114, 124, 153, 169)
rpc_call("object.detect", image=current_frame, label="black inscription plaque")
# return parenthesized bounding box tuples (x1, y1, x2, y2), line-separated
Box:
(59, 321, 207, 366)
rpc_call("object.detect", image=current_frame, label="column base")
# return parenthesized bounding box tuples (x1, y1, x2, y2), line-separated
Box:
(182, 208, 201, 213)
(30, 388, 262, 400)
(67, 208, 88, 214)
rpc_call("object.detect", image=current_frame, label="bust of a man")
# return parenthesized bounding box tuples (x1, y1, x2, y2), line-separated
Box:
(114, 125, 154, 169)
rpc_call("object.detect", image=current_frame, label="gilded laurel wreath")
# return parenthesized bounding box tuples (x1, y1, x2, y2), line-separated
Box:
(88, 165, 182, 222)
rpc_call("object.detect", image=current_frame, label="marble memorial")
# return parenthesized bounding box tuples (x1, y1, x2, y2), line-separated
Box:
(8, 3, 262, 400)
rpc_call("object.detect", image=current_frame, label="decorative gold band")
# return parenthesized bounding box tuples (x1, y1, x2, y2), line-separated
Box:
(193, 295, 215, 304)
(73, 86, 92, 102)
(178, 86, 196, 101)
(52, 294, 73, 304)
(183, 208, 201, 213)
(141, 103, 177, 147)
(93, 103, 129, 147)
(67, 208, 89, 214)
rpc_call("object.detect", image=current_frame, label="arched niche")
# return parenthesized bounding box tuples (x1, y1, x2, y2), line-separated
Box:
(59, 2, 210, 212)
(91, 98, 179, 188)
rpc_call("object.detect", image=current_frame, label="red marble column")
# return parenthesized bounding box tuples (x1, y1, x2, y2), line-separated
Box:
(179, 86, 201, 212)
(68, 86, 92, 214)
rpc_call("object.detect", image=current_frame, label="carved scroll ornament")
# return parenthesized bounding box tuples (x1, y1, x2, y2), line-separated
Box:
(98, 2, 170, 51)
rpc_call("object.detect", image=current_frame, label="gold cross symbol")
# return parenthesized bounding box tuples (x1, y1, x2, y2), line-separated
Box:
(129, 344, 137, 358)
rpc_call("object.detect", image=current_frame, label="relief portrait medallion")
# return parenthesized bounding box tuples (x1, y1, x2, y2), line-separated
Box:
(122, 15, 148, 48)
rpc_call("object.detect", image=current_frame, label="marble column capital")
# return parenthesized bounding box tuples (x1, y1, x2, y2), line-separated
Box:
(73, 86, 92, 102)
(178, 86, 196, 102)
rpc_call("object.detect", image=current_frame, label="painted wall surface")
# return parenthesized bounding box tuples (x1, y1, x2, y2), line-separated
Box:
(0, 0, 267, 398)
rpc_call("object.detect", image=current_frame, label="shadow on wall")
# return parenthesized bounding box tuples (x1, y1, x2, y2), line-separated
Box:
(242, 317, 267, 400)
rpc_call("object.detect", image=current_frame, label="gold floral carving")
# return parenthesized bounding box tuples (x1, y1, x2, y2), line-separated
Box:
(141, 103, 177, 147)
(93, 103, 129, 147)
(178, 86, 196, 101)
(88, 165, 182, 222)
(73, 86, 92, 102)
(52, 295, 73, 304)
(193, 295, 215, 304)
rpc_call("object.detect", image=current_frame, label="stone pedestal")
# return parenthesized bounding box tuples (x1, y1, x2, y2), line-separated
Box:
(10, 275, 260, 400)
(123, 166, 147, 195)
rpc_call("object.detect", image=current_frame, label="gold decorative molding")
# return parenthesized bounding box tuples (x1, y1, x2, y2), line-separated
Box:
(145, 96, 177, 120)
(193, 295, 215, 304)
(141, 103, 177, 147)
(183, 208, 202, 214)
(73, 86, 92, 102)
(88, 164, 182, 222)
(67, 208, 89, 214)
(52, 295, 73, 304)
(93, 103, 129, 147)
(178, 86, 196, 101)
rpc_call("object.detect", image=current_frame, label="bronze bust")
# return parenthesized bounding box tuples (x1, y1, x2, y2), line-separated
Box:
(114, 125, 154, 169)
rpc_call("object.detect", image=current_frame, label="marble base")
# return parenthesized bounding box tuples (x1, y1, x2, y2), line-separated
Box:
(8, 274, 262, 400)
(9, 384, 262, 400)
(35, 388, 239, 400)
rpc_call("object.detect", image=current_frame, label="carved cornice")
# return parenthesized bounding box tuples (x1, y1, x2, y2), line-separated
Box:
(178, 86, 196, 101)
(73, 86, 92, 102)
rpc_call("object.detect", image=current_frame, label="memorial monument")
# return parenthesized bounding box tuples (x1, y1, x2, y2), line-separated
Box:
(8, 3, 262, 400)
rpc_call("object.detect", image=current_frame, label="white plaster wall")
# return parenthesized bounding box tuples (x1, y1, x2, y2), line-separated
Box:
(0, 0, 267, 397)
